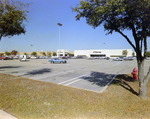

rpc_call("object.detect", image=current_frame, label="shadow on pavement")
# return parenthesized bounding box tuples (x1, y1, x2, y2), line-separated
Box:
(25, 68, 52, 75)
(0, 66, 22, 69)
(82, 72, 138, 95)
(0, 66, 22, 71)
(81, 71, 115, 87)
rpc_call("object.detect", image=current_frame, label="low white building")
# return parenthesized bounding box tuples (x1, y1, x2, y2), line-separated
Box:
(57, 49, 69, 57)
(74, 49, 133, 58)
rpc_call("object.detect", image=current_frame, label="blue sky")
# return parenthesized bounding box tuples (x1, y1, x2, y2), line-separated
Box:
(0, 0, 150, 52)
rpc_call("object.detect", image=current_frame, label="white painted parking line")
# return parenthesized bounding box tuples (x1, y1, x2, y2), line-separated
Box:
(58, 73, 90, 85)
(99, 74, 117, 93)
(58, 62, 123, 86)
(65, 79, 82, 86)
(110, 62, 122, 67)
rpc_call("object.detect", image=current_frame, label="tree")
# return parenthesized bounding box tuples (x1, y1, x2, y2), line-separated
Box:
(0, 53, 4, 56)
(68, 53, 74, 57)
(146, 52, 150, 57)
(24, 52, 27, 55)
(72, 0, 150, 98)
(122, 50, 128, 56)
(42, 52, 46, 56)
(132, 52, 135, 57)
(48, 52, 51, 57)
(11, 50, 18, 55)
(5, 51, 10, 56)
(53, 52, 57, 56)
(0, 0, 30, 41)
(31, 52, 37, 56)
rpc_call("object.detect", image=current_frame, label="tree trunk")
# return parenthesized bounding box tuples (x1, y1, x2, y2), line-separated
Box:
(138, 60, 147, 99)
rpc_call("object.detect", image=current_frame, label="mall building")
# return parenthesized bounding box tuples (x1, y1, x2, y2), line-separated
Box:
(0, 49, 133, 58)
(74, 49, 133, 58)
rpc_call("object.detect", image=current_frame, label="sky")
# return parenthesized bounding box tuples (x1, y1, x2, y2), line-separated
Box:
(0, 0, 150, 53)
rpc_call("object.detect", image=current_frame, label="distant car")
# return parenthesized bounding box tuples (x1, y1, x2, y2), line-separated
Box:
(30, 56, 37, 59)
(13, 56, 19, 59)
(106, 57, 110, 60)
(146, 57, 150, 60)
(19, 58, 26, 62)
(6, 56, 13, 60)
(113, 57, 123, 61)
(124, 56, 135, 61)
(0, 56, 8, 60)
(49, 58, 67, 63)
(61, 56, 68, 59)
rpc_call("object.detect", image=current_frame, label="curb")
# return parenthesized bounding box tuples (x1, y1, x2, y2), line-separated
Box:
(0, 110, 18, 119)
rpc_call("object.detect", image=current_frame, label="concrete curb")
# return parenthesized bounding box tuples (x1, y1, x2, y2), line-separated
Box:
(0, 110, 18, 119)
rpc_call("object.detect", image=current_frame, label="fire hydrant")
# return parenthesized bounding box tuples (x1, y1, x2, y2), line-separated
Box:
(131, 68, 138, 80)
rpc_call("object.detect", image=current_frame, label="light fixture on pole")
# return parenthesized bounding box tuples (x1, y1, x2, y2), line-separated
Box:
(57, 23, 62, 57)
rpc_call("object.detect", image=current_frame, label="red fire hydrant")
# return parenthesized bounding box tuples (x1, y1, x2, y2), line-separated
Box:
(131, 68, 138, 80)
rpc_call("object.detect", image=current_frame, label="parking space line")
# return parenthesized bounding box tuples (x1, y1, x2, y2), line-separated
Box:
(99, 74, 117, 93)
(110, 62, 122, 67)
(58, 73, 90, 85)
(65, 79, 82, 86)
(58, 61, 124, 89)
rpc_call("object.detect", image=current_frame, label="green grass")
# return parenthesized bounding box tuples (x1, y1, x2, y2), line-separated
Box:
(0, 73, 150, 119)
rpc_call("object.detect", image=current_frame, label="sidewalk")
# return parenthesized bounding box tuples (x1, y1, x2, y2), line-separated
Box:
(0, 110, 18, 119)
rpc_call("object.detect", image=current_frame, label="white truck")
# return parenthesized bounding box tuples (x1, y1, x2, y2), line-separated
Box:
(19, 55, 27, 62)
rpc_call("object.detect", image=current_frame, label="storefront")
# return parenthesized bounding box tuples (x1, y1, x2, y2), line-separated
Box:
(74, 49, 133, 58)
(57, 49, 69, 57)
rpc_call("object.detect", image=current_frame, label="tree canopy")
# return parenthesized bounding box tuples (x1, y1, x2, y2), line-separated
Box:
(0, 0, 30, 41)
(11, 50, 18, 55)
(122, 50, 128, 56)
(72, 0, 150, 60)
(72, 0, 150, 98)
(31, 52, 37, 56)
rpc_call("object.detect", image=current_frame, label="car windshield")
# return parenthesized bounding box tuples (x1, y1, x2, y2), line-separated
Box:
(54, 58, 59, 60)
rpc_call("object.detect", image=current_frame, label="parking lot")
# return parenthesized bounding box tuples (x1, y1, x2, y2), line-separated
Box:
(0, 58, 150, 93)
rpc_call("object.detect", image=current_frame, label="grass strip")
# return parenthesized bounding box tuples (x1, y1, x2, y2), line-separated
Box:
(0, 73, 150, 119)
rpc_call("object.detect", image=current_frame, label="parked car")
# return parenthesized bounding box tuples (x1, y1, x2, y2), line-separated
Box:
(61, 56, 68, 59)
(30, 56, 37, 59)
(105, 57, 110, 60)
(146, 57, 150, 60)
(124, 56, 135, 61)
(0, 56, 8, 60)
(49, 58, 67, 63)
(113, 57, 123, 61)
(20, 58, 26, 62)
(6, 56, 13, 60)
(13, 56, 19, 59)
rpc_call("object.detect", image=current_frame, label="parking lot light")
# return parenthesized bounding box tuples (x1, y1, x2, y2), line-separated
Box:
(57, 23, 62, 57)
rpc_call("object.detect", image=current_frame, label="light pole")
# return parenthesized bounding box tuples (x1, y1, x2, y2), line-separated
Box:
(57, 23, 62, 57)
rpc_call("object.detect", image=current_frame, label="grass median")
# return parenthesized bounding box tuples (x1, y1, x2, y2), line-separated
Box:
(0, 73, 150, 119)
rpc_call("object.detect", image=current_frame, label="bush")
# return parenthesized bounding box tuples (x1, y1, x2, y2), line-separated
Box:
(110, 55, 126, 57)
(146, 52, 150, 57)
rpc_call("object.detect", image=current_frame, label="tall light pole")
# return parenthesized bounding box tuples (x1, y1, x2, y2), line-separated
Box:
(57, 23, 62, 57)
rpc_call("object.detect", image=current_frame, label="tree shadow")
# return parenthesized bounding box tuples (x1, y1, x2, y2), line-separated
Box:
(25, 68, 52, 75)
(81, 71, 138, 95)
(111, 74, 139, 96)
(0, 66, 22, 69)
(0, 66, 22, 71)
(81, 71, 115, 87)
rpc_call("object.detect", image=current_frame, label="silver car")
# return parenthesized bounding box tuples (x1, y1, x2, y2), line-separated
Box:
(113, 57, 123, 61)
(49, 58, 67, 63)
